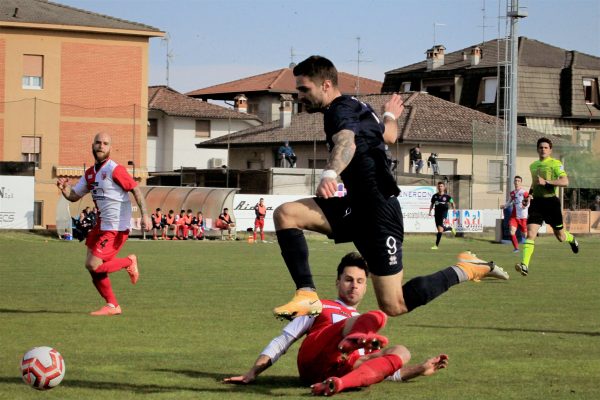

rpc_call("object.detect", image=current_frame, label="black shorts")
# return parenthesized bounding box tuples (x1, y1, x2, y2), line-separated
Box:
(434, 210, 448, 228)
(527, 196, 564, 230)
(314, 196, 404, 276)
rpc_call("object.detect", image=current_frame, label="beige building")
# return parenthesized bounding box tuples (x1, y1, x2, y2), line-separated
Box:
(198, 92, 574, 209)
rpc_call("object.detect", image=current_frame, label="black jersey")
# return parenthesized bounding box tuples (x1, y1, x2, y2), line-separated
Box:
(323, 95, 399, 203)
(431, 193, 453, 214)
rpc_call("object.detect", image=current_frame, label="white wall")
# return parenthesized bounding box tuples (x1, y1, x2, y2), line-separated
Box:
(149, 116, 259, 171)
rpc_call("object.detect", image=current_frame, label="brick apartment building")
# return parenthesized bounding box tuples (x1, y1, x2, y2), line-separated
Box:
(0, 0, 163, 228)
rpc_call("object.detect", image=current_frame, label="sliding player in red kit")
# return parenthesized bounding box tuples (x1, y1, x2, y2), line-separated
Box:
(224, 252, 448, 396)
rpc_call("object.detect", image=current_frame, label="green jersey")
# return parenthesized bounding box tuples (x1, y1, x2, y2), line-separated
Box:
(529, 157, 566, 198)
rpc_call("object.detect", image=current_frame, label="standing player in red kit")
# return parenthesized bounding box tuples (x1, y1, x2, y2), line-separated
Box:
(253, 198, 267, 242)
(224, 252, 448, 396)
(56, 132, 151, 316)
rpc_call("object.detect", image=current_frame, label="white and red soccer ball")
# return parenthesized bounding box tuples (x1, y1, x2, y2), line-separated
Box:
(20, 346, 65, 390)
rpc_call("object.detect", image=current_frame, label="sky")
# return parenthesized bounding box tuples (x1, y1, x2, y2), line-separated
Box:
(58, 0, 600, 94)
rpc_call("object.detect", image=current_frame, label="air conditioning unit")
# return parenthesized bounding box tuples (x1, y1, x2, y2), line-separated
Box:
(209, 158, 225, 168)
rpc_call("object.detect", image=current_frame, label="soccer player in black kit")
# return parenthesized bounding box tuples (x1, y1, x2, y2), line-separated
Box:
(428, 181, 456, 250)
(272, 56, 508, 320)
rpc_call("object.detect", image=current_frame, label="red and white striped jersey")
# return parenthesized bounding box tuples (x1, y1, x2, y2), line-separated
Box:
(73, 159, 137, 231)
(506, 188, 529, 219)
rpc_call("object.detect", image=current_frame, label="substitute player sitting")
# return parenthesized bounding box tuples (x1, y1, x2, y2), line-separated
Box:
(224, 252, 449, 396)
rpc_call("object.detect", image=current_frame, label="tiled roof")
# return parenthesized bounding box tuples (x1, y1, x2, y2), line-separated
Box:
(197, 92, 570, 148)
(0, 0, 163, 35)
(148, 86, 261, 121)
(186, 67, 382, 98)
(384, 37, 599, 79)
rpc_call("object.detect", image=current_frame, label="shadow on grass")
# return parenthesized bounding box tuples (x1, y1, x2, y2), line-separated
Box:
(0, 375, 301, 396)
(404, 323, 600, 337)
(0, 308, 78, 314)
(153, 368, 303, 396)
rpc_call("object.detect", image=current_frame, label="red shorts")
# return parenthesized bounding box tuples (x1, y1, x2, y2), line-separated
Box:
(297, 320, 360, 384)
(254, 218, 265, 230)
(509, 217, 527, 233)
(85, 227, 129, 261)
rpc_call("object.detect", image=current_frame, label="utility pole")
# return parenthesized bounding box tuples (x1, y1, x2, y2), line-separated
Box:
(350, 37, 371, 96)
(161, 32, 173, 86)
(506, 0, 527, 197)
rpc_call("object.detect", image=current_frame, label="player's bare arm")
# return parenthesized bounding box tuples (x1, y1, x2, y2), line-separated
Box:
(317, 129, 355, 198)
(223, 355, 272, 384)
(537, 175, 569, 188)
(382, 93, 404, 145)
(399, 354, 448, 381)
(131, 186, 151, 232)
(56, 178, 82, 202)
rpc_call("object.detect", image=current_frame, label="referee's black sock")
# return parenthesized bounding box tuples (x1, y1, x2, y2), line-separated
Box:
(436, 232, 442, 246)
(402, 267, 459, 312)
(276, 228, 315, 290)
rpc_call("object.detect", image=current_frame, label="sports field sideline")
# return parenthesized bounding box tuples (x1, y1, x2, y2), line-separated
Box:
(1, 231, 599, 399)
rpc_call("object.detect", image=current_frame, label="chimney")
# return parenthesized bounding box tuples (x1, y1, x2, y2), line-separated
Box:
(426, 45, 446, 71)
(461, 51, 467, 61)
(279, 94, 293, 128)
(470, 46, 481, 66)
(234, 94, 247, 113)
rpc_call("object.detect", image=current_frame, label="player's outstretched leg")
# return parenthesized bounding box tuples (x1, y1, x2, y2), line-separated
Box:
(311, 377, 342, 396)
(338, 311, 388, 354)
(273, 227, 321, 319)
(273, 289, 322, 320)
(126, 254, 139, 284)
(456, 251, 498, 281)
(311, 354, 403, 396)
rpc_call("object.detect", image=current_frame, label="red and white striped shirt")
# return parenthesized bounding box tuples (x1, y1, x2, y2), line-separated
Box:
(73, 159, 137, 231)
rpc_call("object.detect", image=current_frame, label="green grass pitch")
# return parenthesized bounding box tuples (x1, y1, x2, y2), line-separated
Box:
(1, 231, 599, 399)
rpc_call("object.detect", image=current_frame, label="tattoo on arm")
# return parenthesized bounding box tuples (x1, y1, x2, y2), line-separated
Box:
(131, 187, 148, 216)
(326, 130, 356, 174)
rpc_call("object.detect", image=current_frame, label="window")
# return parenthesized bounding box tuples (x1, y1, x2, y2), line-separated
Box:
(583, 78, 599, 105)
(481, 77, 498, 104)
(488, 160, 504, 192)
(21, 136, 41, 168)
(34, 201, 43, 227)
(22, 55, 44, 89)
(195, 120, 210, 138)
(437, 159, 457, 175)
(401, 82, 411, 92)
(148, 119, 158, 137)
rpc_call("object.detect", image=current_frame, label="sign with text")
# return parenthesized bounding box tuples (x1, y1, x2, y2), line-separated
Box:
(232, 194, 307, 232)
(0, 175, 34, 229)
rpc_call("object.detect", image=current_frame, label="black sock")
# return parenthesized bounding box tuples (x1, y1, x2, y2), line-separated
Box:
(436, 232, 442, 246)
(402, 267, 459, 312)
(276, 228, 315, 289)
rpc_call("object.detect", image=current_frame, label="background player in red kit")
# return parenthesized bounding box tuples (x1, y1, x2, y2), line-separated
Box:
(253, 198, 267, 242)
(501, 176, 529, 252)
(224, 252, 448, 396)
(56, 132, 151, 316)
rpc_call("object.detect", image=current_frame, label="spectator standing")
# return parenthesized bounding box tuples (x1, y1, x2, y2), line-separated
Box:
(427, 153, 439, 175)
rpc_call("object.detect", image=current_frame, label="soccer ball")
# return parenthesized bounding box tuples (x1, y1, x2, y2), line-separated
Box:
(20, 346, 65, 390)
